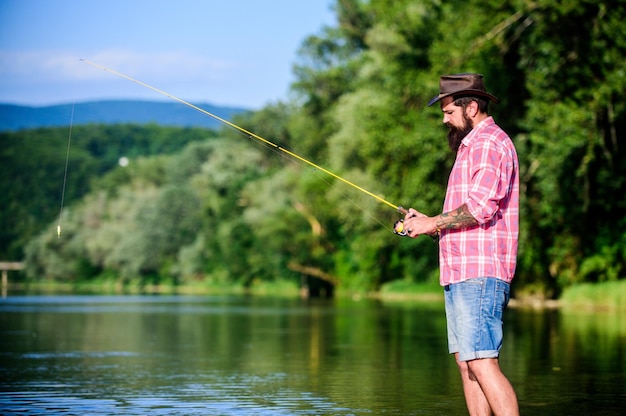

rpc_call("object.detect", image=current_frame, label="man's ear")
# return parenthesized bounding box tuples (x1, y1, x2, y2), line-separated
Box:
(466, 100, 479, 118)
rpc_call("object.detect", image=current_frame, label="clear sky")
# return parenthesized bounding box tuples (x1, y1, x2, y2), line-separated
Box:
(0, 0, 336, 109)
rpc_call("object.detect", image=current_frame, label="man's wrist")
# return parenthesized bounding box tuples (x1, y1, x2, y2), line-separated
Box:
(433, 215, 443, 234)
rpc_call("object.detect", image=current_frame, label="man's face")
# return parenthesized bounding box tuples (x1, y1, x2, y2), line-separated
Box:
(441, 97, 473, 152)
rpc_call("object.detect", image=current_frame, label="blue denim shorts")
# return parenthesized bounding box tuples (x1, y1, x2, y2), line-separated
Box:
(444, 277, 511, 362)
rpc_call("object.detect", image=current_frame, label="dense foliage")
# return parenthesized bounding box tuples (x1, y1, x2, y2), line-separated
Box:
(0, 125, 216, 260)
(4, 0, 625, 297)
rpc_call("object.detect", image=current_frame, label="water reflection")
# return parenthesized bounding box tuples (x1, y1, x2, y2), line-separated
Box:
(1, 295, 624, 415)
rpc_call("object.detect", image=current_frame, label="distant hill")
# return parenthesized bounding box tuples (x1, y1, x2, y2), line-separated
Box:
(0, 100, 249, 131)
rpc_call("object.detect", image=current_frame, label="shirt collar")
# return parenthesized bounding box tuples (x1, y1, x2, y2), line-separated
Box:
(461, 116, 494, 148)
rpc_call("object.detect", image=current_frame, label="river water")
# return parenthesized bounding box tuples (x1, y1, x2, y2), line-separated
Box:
(0, 295, 624, 415)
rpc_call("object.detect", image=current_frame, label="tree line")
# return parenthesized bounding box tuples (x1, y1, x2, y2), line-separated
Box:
(3, 0, 625, 298)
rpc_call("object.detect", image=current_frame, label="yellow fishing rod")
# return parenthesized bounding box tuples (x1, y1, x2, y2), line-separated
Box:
(81, 59, 409, 220)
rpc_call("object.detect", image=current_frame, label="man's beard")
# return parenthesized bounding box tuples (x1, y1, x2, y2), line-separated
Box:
(446, 114, 473, 152)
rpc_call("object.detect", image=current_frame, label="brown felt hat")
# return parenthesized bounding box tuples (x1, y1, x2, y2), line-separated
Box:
(427, 73, 499, 107)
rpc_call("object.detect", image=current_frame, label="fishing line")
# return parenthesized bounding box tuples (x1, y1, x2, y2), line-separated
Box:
(80, 59, 408, 222)
(57, 101, 75, 238)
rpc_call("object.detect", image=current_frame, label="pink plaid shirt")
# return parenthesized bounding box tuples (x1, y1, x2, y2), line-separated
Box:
(439, 116, 519, 285)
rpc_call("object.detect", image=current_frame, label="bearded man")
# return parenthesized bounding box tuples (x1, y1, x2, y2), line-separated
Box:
(403, 73, 520, 416)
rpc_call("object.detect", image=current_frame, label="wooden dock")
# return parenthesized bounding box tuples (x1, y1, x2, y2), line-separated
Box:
(0, 262, 24, 297)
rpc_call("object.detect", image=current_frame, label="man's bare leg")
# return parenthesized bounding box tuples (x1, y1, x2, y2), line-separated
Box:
(456, 353, 492, 415)
(464, 356, 519, 416)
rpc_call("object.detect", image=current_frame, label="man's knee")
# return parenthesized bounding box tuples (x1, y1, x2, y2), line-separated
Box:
(466, 358, 500, 380)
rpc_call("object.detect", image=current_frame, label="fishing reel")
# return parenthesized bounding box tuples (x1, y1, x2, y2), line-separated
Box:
(393, 206, 413, 237)
(393, 218, 408, 236)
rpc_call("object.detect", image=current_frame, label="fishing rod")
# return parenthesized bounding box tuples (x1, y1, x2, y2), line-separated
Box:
(80, 59, 410, 224)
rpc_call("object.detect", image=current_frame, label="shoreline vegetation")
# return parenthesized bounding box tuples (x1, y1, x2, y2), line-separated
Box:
(4, 278, 624, 312)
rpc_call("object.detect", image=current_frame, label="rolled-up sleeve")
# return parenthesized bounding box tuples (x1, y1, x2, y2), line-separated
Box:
(466, 141, 512, 224)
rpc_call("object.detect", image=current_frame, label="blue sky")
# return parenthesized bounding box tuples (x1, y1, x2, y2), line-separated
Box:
(0, 0, 336, 109)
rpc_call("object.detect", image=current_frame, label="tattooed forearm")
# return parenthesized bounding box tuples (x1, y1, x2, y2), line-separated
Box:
(436, 204, 479, 230)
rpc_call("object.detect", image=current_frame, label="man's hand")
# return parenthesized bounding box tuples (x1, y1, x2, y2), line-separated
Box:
(401, 204, 479, 239)
(403, 208, 438, 238)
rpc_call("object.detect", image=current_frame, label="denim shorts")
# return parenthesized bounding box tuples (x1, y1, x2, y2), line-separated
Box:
(444, 277, 511, 362)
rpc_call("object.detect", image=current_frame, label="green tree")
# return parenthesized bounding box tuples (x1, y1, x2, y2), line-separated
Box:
(1, 124, 215, 261)
(515, 0, 626, 292)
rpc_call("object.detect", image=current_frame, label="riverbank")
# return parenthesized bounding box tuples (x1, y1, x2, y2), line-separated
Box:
(3, 278, 624, 311)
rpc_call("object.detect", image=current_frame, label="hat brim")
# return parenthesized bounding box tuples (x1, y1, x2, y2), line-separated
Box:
(427, 89, 500, 107)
